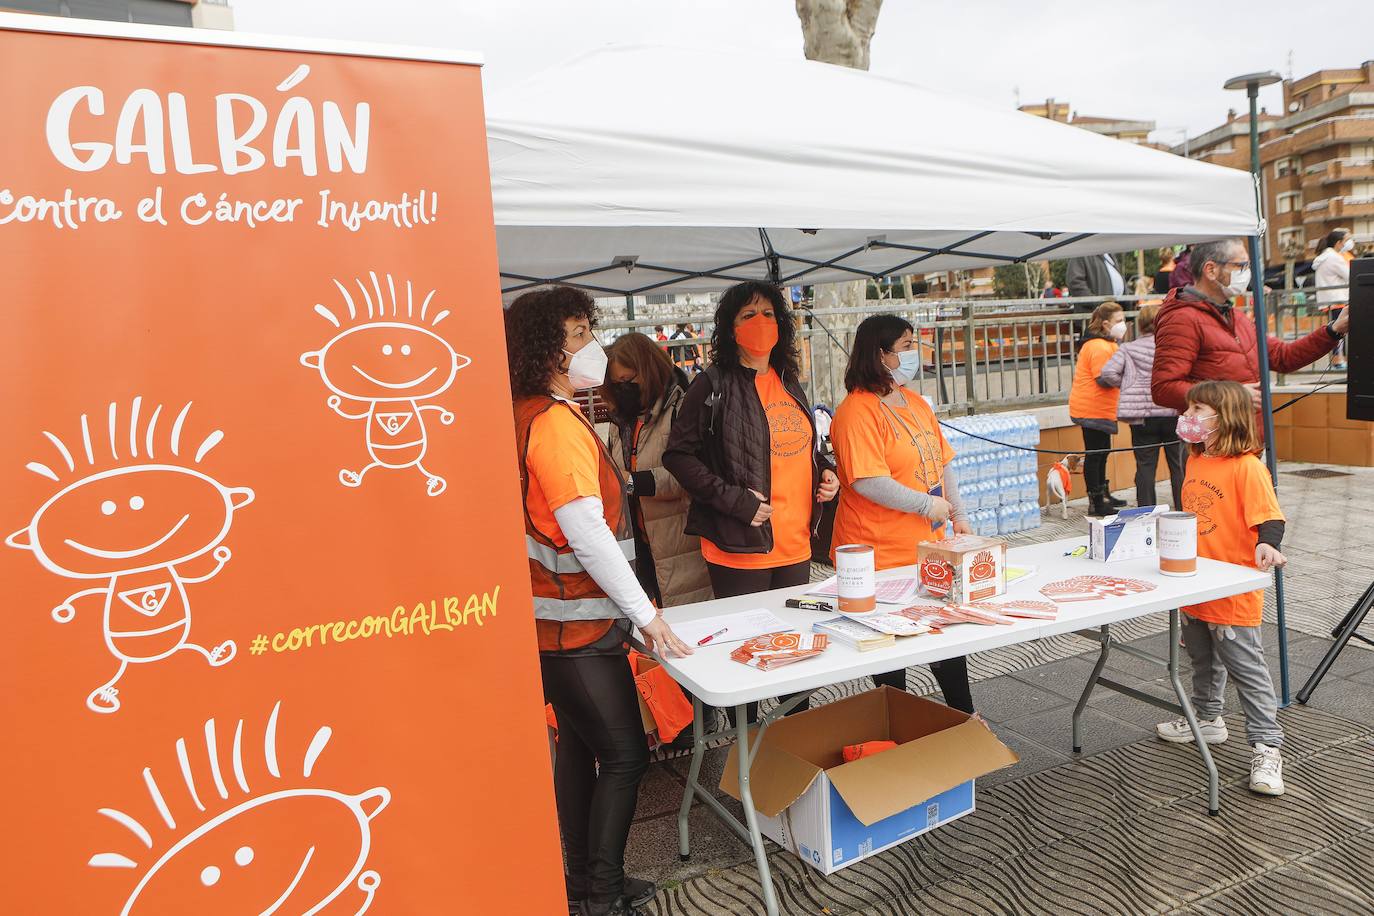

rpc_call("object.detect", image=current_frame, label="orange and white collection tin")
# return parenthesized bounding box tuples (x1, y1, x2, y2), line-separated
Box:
(1158, 512, 1198, 577)
(835, 544, 877, 614)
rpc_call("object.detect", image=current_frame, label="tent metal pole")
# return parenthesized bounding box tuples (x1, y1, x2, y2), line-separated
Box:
(759, 228, 782, 284)
(1241, 74, 1289, 704)
(625, 294, 635, 320)
(1250, 232, 1288, 706)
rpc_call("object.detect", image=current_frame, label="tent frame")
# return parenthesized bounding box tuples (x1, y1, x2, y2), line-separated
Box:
(499, 229, 1100, 296)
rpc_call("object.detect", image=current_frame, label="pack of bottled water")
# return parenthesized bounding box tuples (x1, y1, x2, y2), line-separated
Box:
(941, 412, 1041, 536)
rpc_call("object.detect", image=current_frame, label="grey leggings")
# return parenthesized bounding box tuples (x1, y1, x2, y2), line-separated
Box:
(1181, 613, 1283, 747)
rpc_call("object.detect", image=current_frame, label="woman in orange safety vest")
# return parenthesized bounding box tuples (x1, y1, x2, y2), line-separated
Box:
(507, 286, 690, 916)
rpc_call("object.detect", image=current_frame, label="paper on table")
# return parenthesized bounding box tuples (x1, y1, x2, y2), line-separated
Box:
(670, 609, 794, 646)
(1006, 565, 1038, 584)
(808, 575, 922, 605)
(844, 612, 932, 637)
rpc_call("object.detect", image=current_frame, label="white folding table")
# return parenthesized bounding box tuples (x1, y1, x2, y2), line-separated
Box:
(652, 537, 1270, 916)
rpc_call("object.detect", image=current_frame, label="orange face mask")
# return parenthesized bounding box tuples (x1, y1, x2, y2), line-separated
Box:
(735, 313, 780, 357)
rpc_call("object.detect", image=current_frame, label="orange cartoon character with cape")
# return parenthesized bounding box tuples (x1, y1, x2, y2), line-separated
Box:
(6, 398, 254, 714)
(300, 272, 470, 496)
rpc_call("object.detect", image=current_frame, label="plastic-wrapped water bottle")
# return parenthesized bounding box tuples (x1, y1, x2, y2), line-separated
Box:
(997, 503, 1018, 535)
(945, 427, 965, 458)
(1022, 473, 1038, 502)
(970, 508, 987, 536)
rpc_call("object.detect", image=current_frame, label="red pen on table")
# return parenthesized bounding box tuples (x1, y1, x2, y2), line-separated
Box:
(697, 627, 729, 646)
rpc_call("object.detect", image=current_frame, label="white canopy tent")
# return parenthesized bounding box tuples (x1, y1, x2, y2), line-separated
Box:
(486, 44, 1260, 297)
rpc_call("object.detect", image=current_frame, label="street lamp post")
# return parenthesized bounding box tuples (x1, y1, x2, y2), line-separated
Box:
(1224, 70, 1291, 705)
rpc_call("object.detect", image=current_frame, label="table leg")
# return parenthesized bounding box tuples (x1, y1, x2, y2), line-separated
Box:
(1166, 609, 1220, 816)
(678, 696, 706, 859)
(1072, 625, 1111, 754)
(734, 704, 780, 916)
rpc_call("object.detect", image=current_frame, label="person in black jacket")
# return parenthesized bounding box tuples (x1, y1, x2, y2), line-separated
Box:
(664, 281, 838, 723)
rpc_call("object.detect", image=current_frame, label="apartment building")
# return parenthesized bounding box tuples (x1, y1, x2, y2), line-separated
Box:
(1018, 98, 1157, 144)
(2, 0, 232, 29)
(1177, 62, 1374, 265)
(1269, 63, 1374, 263)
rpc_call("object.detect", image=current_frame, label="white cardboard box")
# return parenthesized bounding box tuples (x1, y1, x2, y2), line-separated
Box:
(1088, 505, 1167, 562)
(721, 688, 1017, 875)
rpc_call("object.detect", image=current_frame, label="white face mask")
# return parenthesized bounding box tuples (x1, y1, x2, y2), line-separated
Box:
(1108, 320, 1127, 340)
(888, 348, 922, 384)
(1223, 266, 1251, 298)
(1342, 238, 1356, 253)
(563, 339, 608, 390)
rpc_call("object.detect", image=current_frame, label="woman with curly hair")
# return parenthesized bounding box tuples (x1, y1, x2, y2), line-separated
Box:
(663, 280, 839, 723)
(506, 285, 690, 916)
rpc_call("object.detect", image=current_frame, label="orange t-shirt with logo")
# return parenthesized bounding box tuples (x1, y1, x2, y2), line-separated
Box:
(702, 369, 814, 569)
(1068, 337, 1120, 420)
(1181, 452, 1284, 627)
(526, 400, 614, 647)
(830, 389, 954, 570)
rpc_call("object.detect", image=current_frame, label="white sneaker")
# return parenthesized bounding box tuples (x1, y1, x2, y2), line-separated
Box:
(1250, 744, 1285, 796)
(1155, 715, 1228, 744)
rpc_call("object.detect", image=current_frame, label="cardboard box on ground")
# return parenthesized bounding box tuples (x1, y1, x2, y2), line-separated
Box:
(720, 687, 1017, 875)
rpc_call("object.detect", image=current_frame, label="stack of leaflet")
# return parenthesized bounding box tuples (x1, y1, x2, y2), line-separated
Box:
(942, 413, 1042, 538)
(731, 633, 830, 670)
(813, 610, 932, 651)
(813, 617, 895, 652)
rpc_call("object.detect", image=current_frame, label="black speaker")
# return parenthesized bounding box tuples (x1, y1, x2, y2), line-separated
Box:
(1349, 257, 1374, 421)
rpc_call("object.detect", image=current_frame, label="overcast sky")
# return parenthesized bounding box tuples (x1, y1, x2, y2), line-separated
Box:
(233, 0, 1374, 143)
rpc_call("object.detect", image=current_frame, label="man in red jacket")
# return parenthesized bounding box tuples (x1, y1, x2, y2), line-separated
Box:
(1152, 238, 1348, 422)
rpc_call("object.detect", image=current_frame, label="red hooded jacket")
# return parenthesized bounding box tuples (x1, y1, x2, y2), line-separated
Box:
(1151, 286, 1338, 418)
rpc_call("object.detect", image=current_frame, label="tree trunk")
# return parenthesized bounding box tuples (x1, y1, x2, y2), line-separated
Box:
(795, 0, 884, 404)
(795, 0, 883, 71)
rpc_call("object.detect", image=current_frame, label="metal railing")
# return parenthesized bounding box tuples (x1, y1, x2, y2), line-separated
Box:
(597, 294, 1163, 415)
(593, 284, 1349, 417)
(1268, 284, 1350, 384)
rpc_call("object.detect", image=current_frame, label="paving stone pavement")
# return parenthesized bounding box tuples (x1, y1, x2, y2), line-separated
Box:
(619, 462, 1374, 915)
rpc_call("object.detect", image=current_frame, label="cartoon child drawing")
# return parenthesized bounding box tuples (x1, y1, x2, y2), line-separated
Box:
(5, 399, 254, 714)
(88, 703, 389, 915)
(1183, 492, 1216, 535)
(300, 272, 470, 496)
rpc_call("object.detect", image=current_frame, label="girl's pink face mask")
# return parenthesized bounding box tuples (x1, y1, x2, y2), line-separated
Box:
(1177, 413, 1216, 444)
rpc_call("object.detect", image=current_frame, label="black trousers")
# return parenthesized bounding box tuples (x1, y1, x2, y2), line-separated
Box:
(872, 656, 975, 713)
(707, 559, 813, 724)
(541, 651, 650, 906)
(1129, 417, 1186, 510)
(1080, 426, 1112, 493)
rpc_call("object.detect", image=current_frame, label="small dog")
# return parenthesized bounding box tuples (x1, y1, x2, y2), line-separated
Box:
(1045, 454, 1084, 519)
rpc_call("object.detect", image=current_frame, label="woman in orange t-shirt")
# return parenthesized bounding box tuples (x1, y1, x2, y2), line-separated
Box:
(830, 314, 974, 713)
(664, 281, 839, 723)
(1154, 380, 1288, 797)
(506, 286, 690, 915)
(1068, 301, 1126, 515)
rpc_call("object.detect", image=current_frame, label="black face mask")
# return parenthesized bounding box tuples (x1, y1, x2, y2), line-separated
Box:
(608, 381, 643, 418)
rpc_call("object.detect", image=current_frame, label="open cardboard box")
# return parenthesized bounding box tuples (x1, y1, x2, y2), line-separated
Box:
(721, 686, 1017, 874)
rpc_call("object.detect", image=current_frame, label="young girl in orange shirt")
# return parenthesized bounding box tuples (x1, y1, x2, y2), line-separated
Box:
(1154, 380, 1288, 796)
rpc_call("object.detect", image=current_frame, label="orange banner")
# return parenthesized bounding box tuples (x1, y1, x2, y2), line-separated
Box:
(0, 18, 565, 914)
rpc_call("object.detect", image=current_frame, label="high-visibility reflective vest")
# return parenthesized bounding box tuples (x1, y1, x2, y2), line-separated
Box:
(515, 396, 637, 650)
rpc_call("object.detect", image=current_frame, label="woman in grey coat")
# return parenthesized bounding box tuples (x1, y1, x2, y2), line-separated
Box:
(1098, 304, 1184, 509)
